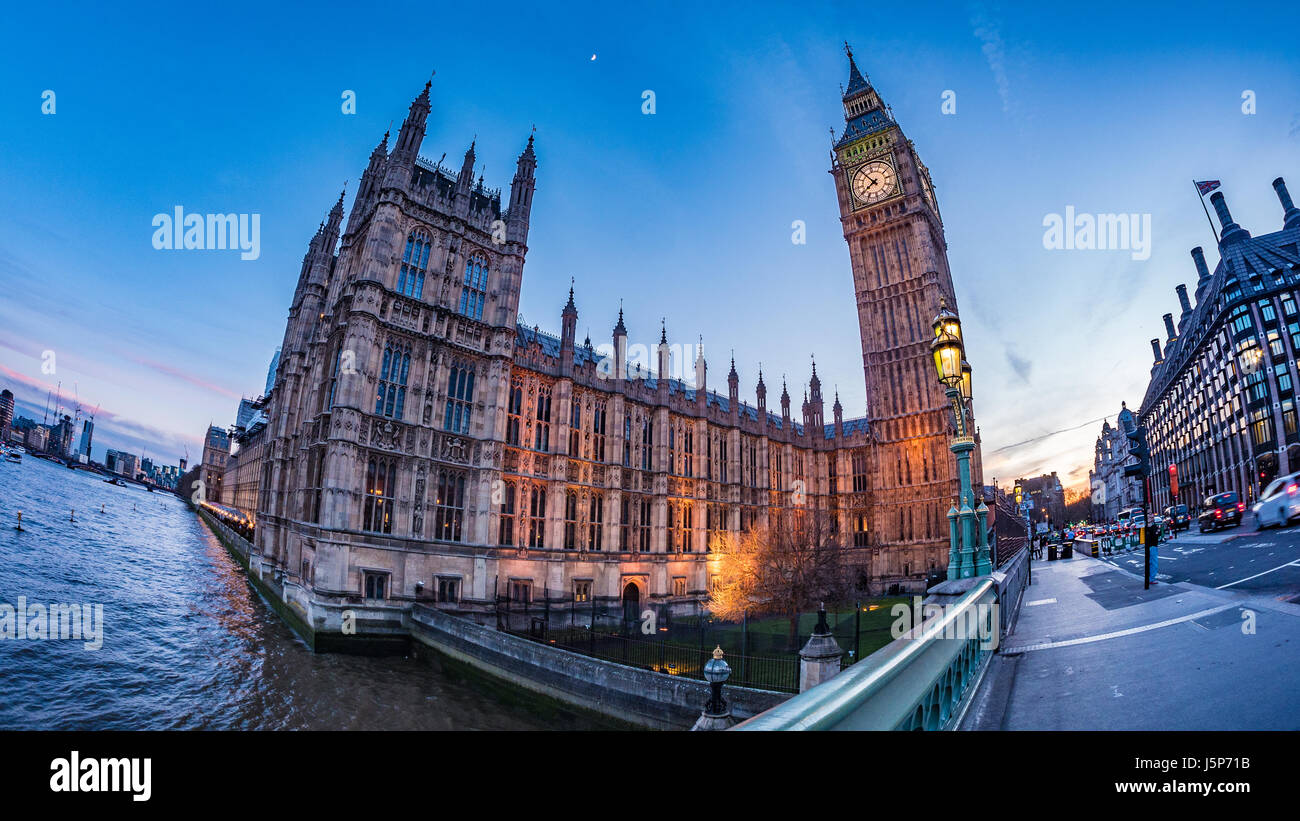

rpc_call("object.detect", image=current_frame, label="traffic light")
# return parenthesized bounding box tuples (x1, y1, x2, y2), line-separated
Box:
(1123, 425, 1149, 479)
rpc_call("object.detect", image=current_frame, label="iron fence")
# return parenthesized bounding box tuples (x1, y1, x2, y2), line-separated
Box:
(494, 591, 901, 693)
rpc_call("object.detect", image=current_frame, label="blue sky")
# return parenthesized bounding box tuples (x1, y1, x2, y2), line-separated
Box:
(0, 0, 1296, 489)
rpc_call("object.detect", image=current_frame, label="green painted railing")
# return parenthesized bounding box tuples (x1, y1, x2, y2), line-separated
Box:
(733, 578, 999, 731)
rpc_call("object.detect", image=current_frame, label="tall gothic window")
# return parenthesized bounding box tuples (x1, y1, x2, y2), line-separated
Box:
(376, 342, 410, 420)
(682, 503, 694, 552)
(498, 481, 517, 546)
(667, 501, 680, 552)
(588, 493, 603, 551)
(569, 398, 582, 456)
(443, 363, 475, 435)
(534, 386, 552, 451)
(506, 382, 523, 445)
(527, 484, 547, 548)
(304, 446, 326, 523)
(640, 416, 653, 470)
(460, 254, 488, 321)
(397, 230, 431, 299)
(638, 498, 652, 552)
(622, 415, 632, 467)
(590, 401, 606, 462)
(363, 456, 397, 534)
(619, 497, 631, 551)
(433, 469, 466, 542)
(323, 344, 341, 412)
(564, 491, 579, 549)
(719, 439, 728, 483)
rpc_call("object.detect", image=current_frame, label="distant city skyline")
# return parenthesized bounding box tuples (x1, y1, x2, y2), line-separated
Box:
(1, 1, 1297, 489)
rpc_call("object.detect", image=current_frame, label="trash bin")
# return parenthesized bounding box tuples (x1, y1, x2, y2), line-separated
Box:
(1048, 544, 1058, 561)
(1062, 542, 1074, 559)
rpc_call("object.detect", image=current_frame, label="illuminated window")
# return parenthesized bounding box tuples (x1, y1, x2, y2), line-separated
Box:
(362, 456, 397, 533)
(433, 469, 466, 543)
(574, 580, 592, 603)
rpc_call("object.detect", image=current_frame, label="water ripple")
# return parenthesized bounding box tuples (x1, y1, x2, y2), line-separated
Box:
(0, 458, 606, 730)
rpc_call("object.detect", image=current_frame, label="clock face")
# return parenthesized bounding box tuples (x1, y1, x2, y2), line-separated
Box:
(851, 160, 897, 205)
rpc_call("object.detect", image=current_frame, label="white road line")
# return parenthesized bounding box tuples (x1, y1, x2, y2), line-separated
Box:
(1215, 559, 1300, 590)
(1025, 598, 1057, 606)
(1002, 603, 1240, 654)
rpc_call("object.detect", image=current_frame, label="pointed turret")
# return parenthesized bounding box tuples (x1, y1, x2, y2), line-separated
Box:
(611, 303, 628, 380)
(348, 131, 389, 235)
(457, 140, 476, 192)
(780, 377, 791, 424)
(694, 336, 707, 400)
(806, 357, 824, 438)
(386, 81, 430, 185)
(727, 352, 739, 409)
(657, 320, 670, 382)
(833, 389, 844, 439)
(559, 283, 577, 378)
(508, 131, 538, 245)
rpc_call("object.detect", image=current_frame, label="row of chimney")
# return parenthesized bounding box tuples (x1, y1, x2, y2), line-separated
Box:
(1150, 177, 1300, 365)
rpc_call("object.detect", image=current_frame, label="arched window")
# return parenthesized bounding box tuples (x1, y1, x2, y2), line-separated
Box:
(397, 230, 431, 299)
(375, 341, 410, 419)
(459, 254, 488, 320)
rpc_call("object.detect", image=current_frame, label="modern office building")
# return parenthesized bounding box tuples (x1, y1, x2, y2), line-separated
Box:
(1140, 179, 1300, 511)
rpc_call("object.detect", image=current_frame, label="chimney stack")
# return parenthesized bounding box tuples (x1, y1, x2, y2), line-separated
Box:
(1274, 177, 1300, 230)
(1191, 246, 1212, 305)
(1175, 283, 1192, 318)
(1151, 338, 1163, 363)
(1210, 191, 1250, 244)
(1163, 312, 1177, 341)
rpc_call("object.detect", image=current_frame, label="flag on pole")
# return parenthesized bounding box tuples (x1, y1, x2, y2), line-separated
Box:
(1194, 180, 1221, 242)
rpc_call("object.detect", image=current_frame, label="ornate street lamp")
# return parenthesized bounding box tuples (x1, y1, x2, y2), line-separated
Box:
(930, 299, 991, 579)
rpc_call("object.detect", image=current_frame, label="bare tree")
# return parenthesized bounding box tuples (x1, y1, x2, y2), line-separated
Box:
(709, 506, 848, 650)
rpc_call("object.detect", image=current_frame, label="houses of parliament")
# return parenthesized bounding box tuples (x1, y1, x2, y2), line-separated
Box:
(230, 48, 982, 637)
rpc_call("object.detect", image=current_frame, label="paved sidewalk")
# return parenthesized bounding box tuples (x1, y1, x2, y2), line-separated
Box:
(961, 551, 1300, 730)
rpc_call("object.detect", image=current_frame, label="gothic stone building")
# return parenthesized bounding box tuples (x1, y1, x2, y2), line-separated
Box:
(251, 51, 981, 641)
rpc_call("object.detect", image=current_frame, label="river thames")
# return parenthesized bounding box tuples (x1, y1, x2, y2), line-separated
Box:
(0, 455, 605, 730)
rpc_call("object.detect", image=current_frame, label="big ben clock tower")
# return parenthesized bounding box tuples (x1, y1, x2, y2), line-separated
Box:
(832, 44, 980, 579)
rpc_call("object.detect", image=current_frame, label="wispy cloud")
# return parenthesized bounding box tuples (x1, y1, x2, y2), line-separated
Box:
(969, 3, 1012, 113)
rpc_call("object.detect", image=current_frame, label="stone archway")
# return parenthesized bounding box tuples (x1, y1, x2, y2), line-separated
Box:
(621, 581, 640, 624)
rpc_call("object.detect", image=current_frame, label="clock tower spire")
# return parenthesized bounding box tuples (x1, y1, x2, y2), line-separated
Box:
(832, 46, 976, 578)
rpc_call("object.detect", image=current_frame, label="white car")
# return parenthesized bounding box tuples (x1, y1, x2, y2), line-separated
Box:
(1255, 472, 1300, 529)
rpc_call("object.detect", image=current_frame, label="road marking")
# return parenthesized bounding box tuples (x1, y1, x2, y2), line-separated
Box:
(1215, 559, 1300, 590)
(1002, 603, 1240, 654)
(1026, 598, 1057, 606)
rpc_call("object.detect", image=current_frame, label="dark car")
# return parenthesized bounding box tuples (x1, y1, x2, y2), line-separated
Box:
(1164, 504, 1191, 532)
(1198, 492, 1244, 532)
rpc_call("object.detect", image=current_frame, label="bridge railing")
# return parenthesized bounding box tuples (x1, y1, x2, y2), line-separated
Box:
(733, 577, 1000, 731)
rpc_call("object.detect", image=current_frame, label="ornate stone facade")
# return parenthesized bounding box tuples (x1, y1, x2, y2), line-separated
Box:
(251, 53, 979, 634)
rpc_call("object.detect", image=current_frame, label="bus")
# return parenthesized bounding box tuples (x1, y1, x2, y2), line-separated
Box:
(1117, 508, 1145, 528)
